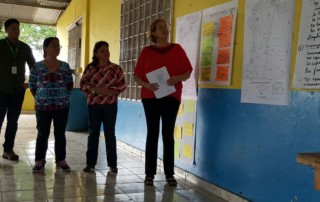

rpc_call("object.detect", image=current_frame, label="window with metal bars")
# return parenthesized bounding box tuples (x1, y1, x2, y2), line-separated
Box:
(119, 0, 173, 100)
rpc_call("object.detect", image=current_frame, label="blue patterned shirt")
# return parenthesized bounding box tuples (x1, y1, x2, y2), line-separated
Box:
(29, 60, 74, 111)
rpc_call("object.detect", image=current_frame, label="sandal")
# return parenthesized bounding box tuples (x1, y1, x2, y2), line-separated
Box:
(83, 165, 95, 172)
(166, 176, 177, 186)
(144, 175, 154, 186)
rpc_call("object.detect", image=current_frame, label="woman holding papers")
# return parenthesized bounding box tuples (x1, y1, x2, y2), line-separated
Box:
(80, 41, 126, 173)
(134, 19, 192, 186)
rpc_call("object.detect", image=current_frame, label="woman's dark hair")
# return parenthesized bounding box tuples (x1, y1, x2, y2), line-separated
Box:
(4, 18, 19, 29)
(43, 37, 59, 58)
(147, 19, 166, 43)
(91, 41, 109, 66)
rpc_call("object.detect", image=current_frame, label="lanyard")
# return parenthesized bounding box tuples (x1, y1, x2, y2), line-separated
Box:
(6, 39, 19, 61)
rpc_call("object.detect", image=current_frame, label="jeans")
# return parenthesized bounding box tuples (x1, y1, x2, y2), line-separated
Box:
(0, 90, 25, 152)
(35, 108, 69, 162)
(86, 103, 118, 167)
(142, 97, 180, 177)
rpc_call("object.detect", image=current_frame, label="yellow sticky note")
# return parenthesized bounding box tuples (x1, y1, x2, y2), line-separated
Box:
(183, 143, 193, 159)
(200, 52, 213, 67)
(184, 100, 195, 113)
(183, 122, 193, 136)
(200, 67, 211, 81)
(177, 104, 183, 116)
(201, 36, 213, 53)
(174, 126, 182, 139)
(202, 21, 214, 37)
(174, 140, 180, 159)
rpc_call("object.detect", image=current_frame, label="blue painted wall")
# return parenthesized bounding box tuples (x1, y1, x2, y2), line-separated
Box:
(116, 88, 320, 202)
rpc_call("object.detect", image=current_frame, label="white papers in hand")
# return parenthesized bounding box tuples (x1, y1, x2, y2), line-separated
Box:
(146, 66, 176, 98)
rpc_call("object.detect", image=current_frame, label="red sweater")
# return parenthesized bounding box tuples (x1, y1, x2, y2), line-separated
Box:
(134, 43, 193, 101)
(80, 62, 126, 105)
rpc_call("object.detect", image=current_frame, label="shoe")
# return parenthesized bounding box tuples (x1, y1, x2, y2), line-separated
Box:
(56, 160, 70, 172)
(144, 175, 154, 186)
(83, 165, 95, 172)
(33, 160, 46, 173)
(166, 176, 177, 186)
(110, 166, 118, 173)
(3, 150, 19, 161)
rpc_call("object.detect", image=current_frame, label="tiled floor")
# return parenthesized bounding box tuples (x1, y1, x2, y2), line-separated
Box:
(0, 114, 227, 202)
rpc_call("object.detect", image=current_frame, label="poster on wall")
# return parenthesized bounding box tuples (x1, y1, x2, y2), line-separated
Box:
(175, 11, 201, 165)
(293, 0, 320, 88)
(241, 0, 295, 105)
(198, 0, 238, 86)
(176, 11, 201, 98)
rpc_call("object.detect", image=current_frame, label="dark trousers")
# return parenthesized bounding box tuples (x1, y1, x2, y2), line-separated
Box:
(86, 104, 118, 167)
(35, 108, 69, 162)
(0, 90, 25, 152)
(142, 97, 180, 177)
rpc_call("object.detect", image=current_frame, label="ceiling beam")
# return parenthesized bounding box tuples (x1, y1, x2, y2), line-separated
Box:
(42, 0, 71, 3)
(0, 1, 69, 10)
(0, 17, 56, 26)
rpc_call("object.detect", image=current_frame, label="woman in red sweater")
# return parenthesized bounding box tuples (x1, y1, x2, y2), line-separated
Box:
(134, 19, 192, 186)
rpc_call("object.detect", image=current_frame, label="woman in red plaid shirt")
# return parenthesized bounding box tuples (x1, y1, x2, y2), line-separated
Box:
(80, 41, 126, 173)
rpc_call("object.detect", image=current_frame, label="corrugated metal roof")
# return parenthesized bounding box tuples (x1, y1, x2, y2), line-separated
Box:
(0, 0, 71, 26)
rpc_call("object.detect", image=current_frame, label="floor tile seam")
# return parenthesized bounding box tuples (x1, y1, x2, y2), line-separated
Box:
(20, 147, 34, 167)
(116, 141, 229, 201)
(177, 188, 222, 201)
(42, 186, 87, 198)
(1, 188, 48, 201)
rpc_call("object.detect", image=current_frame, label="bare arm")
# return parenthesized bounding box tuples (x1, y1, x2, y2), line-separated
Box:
(167, 71, 191, 86)
(134, 75, 159, 91)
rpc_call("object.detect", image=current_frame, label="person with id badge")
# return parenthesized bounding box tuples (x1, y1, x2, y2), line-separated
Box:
(0, 19, 36, 161)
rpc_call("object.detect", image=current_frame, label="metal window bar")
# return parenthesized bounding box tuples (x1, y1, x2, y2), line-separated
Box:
(119, 0, 172, 100)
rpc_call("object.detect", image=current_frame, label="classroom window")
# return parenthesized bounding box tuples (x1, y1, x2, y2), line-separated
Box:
(119, 0, 173, 100)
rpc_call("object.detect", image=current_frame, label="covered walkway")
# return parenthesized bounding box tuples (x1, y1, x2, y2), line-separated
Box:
(0, 114, 226, 202)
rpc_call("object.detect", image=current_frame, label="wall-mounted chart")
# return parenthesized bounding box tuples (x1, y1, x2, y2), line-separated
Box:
(241, 0, 295, 105)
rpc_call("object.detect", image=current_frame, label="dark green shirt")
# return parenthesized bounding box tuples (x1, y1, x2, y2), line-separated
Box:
(0, 38, 35, 94)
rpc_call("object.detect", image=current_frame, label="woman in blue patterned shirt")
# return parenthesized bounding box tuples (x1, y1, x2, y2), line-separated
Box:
(29, 37, 74, 173)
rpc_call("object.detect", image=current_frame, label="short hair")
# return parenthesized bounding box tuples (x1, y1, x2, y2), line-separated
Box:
(147, 19, 166, 43)
(43, 37, 59, 58)
(4, 19, 20, 29)
(91, 41, 109, 66)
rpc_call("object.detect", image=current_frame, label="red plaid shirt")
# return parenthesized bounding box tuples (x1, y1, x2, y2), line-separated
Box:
(80, 62, 126, 105)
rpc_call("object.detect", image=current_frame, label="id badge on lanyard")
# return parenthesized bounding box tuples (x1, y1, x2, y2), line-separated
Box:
(12, 63, 17, 74)
(6, 39, 19, 75)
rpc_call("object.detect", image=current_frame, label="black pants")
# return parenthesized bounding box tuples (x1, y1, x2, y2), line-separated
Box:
(0, 90, 25, 152)
(142, 97, 180, 177)
(35, 108, 69, 162)
(86, 104, 118, 167)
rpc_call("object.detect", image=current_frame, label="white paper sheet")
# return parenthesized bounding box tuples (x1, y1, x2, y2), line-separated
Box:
(146, 66, 176, 98)
(293, 0, 320, 88)
(176, 11, 201, 165)
(176, 11, 202, 98)
(241, 0, 294, 105)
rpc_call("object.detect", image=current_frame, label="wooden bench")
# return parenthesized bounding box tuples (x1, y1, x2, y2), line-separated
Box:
(297, 152, 320, 190)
